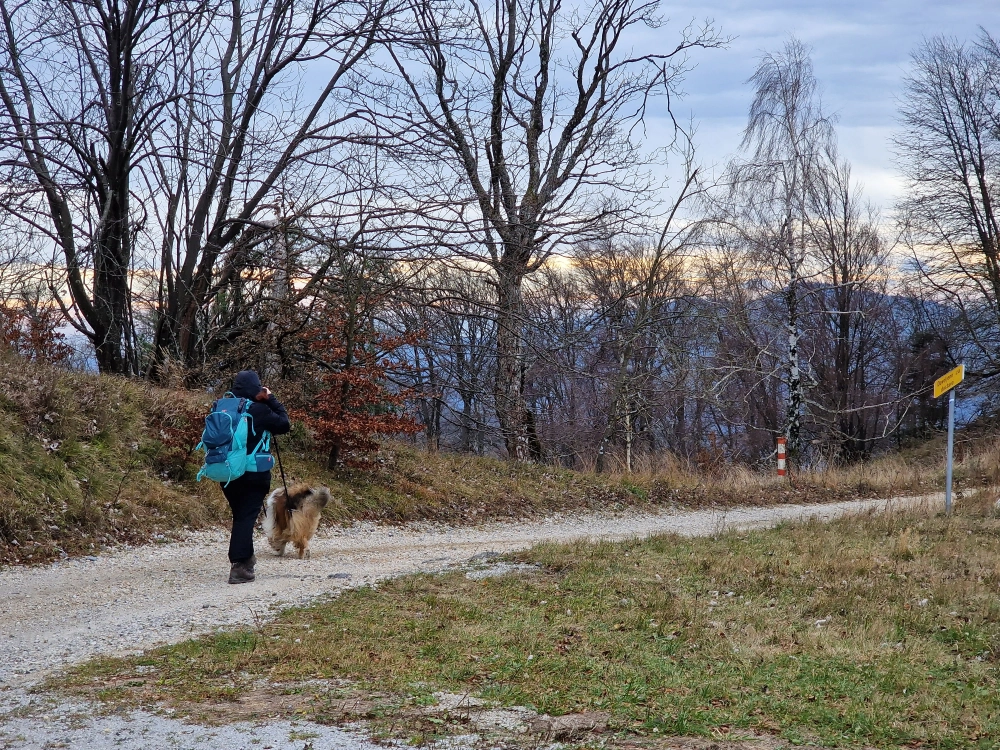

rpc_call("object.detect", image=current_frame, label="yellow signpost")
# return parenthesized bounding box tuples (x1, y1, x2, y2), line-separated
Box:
(933, 364, 964, 398)
(935, 364, 964, 515)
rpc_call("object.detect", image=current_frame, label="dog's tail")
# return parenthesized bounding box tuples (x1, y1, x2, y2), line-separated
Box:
(312, 486, 331, 509)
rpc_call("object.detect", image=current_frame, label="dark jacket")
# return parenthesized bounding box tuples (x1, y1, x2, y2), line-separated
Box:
(230, 370, 291, 455)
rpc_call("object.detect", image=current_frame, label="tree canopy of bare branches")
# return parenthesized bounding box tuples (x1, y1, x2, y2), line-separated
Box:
(0, 0, 199, 373)
(145, 0, 398, 378)
(0, 3, 992, 471)
(897, 30, 1000, 379)
(376, 0, 723, 460)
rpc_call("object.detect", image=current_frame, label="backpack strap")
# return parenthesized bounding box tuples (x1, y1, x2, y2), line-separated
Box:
(248, 430, 271, 461)
(195, 397, 222, 453)
(238, 398, 258, 436)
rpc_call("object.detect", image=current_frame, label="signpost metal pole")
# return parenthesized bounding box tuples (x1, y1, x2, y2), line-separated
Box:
(945, 388, 955, 516)
(934, 363, 962, 516)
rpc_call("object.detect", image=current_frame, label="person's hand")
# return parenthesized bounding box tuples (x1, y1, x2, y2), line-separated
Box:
(256, 386, 272, 401)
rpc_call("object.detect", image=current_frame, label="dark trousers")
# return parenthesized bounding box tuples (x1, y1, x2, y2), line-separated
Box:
(220, 472, 271, 563)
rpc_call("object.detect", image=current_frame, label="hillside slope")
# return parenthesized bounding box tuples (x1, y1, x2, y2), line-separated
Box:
(0, 354, 222, 564)
(1, 354, 995, 566)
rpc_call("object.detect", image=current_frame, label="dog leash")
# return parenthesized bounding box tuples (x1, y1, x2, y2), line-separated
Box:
(273, 435, 291, 501)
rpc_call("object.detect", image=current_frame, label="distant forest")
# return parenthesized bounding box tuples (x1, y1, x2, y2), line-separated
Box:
(0, 1, 996, 469)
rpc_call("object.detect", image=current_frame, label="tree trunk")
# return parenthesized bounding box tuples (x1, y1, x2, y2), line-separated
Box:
(93, 150, 133, 374)
(834, 280, 853, 460)
(596, 350, 629, 474)
(458, 386, 475, 452)
(785, 248, 803, 458)
(327, 440, 341, 471)
(494, 264, 532, 461)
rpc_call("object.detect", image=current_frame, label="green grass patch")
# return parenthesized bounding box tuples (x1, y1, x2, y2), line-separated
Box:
(63, 493, 1000, 748)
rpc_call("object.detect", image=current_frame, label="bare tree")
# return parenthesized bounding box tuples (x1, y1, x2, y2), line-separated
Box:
(723, 38, 834, 458)
(805, 151, 903, 460)
(577, 168, 702, 472)
(699, 233, 784, 462)
(0, 0, 199, 373)
(393, 268, 497, 453)
(142, 0, 397, 379)
(521, 265, 591, 465)
(379, 0, 722, 460)
(897, 30, 1000, 379)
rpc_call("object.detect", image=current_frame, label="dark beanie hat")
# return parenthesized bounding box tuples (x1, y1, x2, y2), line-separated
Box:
(232, 370, 262, 399)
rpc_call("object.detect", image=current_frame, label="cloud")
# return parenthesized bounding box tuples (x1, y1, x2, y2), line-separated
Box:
(642, 0, 1000, 211)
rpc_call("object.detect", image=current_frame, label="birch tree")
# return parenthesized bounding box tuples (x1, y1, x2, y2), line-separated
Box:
(727, 38, 833, 458)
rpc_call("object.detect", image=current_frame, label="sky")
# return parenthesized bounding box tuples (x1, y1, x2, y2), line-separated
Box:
(645, 0, 1000, 212)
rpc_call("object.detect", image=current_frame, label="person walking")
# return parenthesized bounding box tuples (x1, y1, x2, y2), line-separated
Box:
(222, 370, 290, 584)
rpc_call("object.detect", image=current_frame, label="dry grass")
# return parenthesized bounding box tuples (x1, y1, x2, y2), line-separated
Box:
(276, 435, 987, 529)
(63, 491, 1000, 748)
(0, 354, 224, 565)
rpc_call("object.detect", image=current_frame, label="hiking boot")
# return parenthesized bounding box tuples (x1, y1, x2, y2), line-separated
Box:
(228, 555, 256, 584)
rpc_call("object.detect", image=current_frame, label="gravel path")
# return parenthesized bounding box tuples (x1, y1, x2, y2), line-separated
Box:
(0, 493, 936, 749)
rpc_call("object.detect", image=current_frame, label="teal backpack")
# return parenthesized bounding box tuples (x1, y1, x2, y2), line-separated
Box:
(195, 393, 272, 484)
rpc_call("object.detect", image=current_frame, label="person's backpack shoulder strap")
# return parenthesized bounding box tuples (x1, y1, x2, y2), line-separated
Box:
(248, 429, 271, 460)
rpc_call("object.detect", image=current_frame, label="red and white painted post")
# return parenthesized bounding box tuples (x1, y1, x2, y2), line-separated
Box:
(776, 437, 787, 477)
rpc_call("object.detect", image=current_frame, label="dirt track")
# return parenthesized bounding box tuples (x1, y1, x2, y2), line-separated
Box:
(0, 494, 938, 687)
(0, 494, 937, 749)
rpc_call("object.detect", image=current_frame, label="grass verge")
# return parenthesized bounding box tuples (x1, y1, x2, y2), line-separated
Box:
(274, 432, 1000, 527)
(61, 492, 1000, 749)
(0, 354, 225, 565)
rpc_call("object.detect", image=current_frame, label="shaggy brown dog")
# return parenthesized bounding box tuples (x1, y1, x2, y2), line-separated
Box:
(262, 483, 330, 559)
